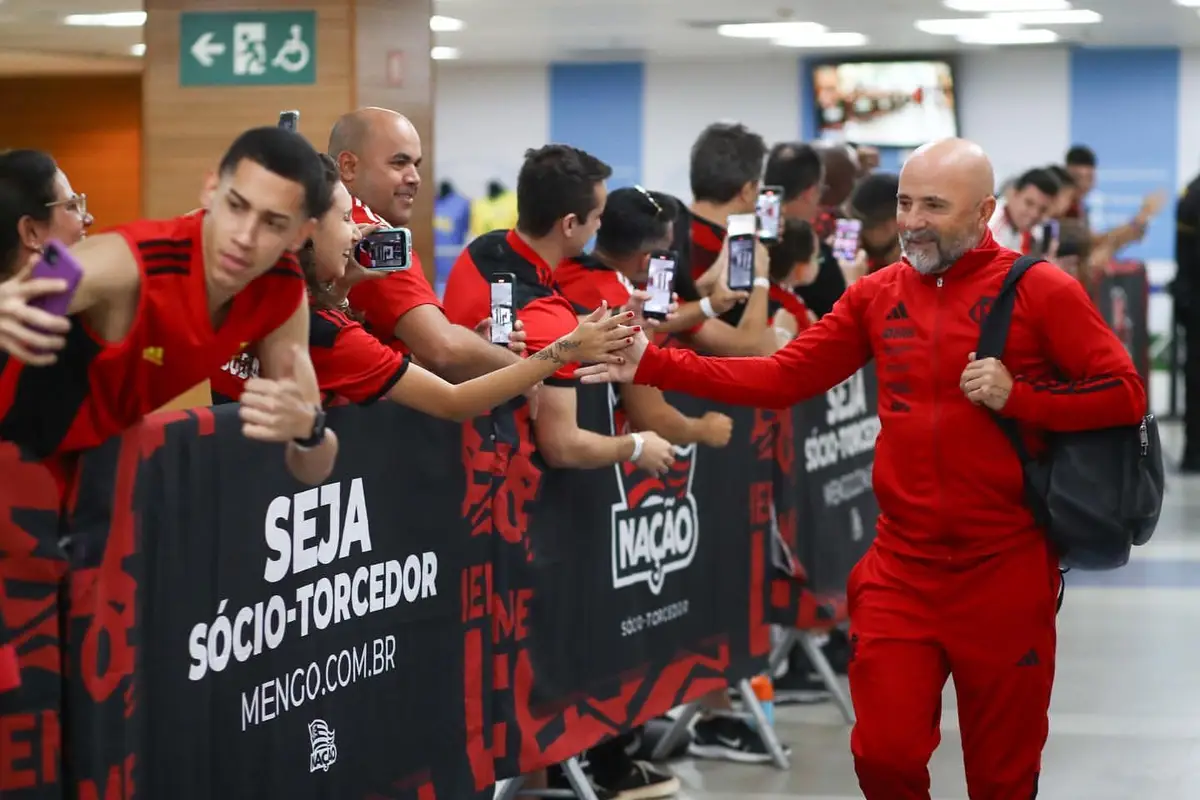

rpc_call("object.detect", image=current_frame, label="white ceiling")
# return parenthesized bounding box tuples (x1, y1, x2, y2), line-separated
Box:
(0, 0, 1199, 75)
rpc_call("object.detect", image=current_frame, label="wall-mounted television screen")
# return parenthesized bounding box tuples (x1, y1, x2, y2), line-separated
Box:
(811, 59, 959, 148)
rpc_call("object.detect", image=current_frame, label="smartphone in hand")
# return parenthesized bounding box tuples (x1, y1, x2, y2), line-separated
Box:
(832, 218, 862, 263)
(355, 228, 412, 272)
(726, 214, 757, 292)
(29, 240, 83, 317)
(490, 273, 515, 345)
(643, 252, 676, 321)
(756, 186, 783, 242)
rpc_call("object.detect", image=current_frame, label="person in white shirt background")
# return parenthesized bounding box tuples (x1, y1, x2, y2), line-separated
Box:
(987, 167, 1060, 254)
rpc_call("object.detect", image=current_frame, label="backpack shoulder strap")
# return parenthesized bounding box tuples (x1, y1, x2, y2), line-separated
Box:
(976, 255, 1044, 360)
(977, 255, 1046, 466)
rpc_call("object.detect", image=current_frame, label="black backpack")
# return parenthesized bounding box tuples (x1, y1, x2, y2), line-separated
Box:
(976, 256, 1165, 570)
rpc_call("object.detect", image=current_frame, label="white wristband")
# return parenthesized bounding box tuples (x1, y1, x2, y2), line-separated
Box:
(699, 297, 719, 318)
(628, 432, 645, 463)
(753, 277, 771, 290)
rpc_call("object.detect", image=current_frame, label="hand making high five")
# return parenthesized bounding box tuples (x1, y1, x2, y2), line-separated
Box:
(239, 343, 325, 443)
(541, 303, 639, 366)
(573, 327, 650, 384)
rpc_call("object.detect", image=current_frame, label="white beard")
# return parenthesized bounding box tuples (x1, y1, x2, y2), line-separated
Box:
(900, 229, 979, 275)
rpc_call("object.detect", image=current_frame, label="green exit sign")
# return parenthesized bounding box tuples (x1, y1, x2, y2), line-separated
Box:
(179, 11, 317, 87)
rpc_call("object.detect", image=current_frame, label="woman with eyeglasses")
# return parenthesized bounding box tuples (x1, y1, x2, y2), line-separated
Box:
(0, 149, 93, 278)
(212, 153, 632, 418)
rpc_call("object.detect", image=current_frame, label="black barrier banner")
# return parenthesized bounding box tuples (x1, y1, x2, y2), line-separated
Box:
(478, 385, 771, 780)
(64, 405, 488, 799)
(0, 444, 67, 800)
(790, 366, 881, 596)
(1095, 262, 1151, 388)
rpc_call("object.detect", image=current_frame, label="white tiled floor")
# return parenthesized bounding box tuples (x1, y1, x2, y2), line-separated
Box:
(667, 421, 1200, 800)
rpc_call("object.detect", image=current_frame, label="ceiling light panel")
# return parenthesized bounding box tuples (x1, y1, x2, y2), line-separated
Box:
(945, 0, 1069, 10)
(429, 15, 463, 32)
(772, 32, 868, 48)
(958, 27, 1060, 44)
(986, 9, 1102, 24)
(916, 18, 1022, 35)
(717, 21, 827, 39)
(63, 11, 146, 27)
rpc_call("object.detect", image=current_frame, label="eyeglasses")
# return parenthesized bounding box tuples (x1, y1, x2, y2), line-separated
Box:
(633, 184, 663, 216)
(47, 193, 88, 219)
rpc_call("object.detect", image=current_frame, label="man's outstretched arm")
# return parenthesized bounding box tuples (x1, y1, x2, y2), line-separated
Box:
(582, 279, 874, 409)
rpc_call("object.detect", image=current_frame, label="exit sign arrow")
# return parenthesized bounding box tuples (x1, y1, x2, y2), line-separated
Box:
(190, 31, 226, 67)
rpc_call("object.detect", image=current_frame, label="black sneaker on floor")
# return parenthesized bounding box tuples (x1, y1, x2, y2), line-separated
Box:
(687, 713, 791, 764)
(598, 761, 680, 800)
(546, 763, 619, 799)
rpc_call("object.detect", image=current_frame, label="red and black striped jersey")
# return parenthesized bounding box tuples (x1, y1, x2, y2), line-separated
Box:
(0, 211, 303, 456)
(689, 213, 726, 281)
(441, 229, 580, 386)
(346, 196, 442, 355)
(308, 306, 410, 406)
(553, 253, 635, 314)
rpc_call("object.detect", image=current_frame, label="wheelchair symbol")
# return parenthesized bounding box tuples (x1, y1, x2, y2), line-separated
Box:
(272, 25, 311, 73)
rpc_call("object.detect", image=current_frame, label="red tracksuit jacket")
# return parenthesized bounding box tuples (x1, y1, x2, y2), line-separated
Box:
(635, 231, 1147, 562)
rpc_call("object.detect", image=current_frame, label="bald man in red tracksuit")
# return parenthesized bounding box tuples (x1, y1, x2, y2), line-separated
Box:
(582, 140, 1146, 798)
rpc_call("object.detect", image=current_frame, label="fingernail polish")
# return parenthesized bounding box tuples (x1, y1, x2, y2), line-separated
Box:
(634, 326, 642, 332)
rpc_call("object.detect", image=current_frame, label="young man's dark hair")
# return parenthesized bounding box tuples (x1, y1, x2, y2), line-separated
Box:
(218, 127, 334, 220)
(763, 143, 824, 202)
(768, 219, 817, 284)
(1013, 167, 1061, 198)
(1046, 164, 1076, 188)
(689, 122, 767, 203)
(0, 149, 58, 278)
(516, 144, 612, 238)
(595, 186, 677, 258)
(1065, 145, 1097, 169)
(850, 172, 900, 228)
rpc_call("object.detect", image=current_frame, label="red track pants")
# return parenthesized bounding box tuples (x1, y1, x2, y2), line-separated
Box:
(847, 539, 1060, 800)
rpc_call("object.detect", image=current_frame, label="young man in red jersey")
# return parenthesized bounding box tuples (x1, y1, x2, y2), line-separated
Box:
(327, 107, 522, 380)
(578, 138, 1146, 800)
(0, 126, 338, 485)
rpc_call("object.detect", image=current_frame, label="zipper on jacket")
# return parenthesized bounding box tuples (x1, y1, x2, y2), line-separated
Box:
(933, 276, 947, 547)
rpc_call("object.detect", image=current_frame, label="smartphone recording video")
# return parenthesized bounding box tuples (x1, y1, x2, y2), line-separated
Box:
(354, 227, 412, 272)
(832, 218, 862, 262)
(726, 213, 756, 292)
(490, 274, 515, 345)
(643, 252, 676, 321)
(756, 186, 783, 242)
(278, 110, 300, 131)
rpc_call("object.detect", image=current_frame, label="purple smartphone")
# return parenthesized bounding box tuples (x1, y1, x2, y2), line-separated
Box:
(29, 239, 83, 317)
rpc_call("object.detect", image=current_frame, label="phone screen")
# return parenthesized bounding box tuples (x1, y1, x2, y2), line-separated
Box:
(726, 214, 756, 292)
(644, 254, 675, 319)
(832, 218, 862, 262)
(278, 110, 299, 131)
(490, 277, 514, 344)
(756, 187, 783, 241)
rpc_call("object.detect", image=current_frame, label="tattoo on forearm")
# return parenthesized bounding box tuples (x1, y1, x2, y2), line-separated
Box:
(532, 339, 582, 365)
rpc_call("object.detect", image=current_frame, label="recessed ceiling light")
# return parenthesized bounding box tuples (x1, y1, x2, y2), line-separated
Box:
(63, 11, 146, 27)
(429, 15, 463, 32)
(431, 46, 460, 60)
(1174, 0, 1200, 7)
(987, 9, 1102, 24)
(717, 21, 827, 39)
(130, 43, 145, 56)
(773, 32, 868, 48)
(916, 18, 1021, 35)
(958, 27, 1060, 44)
(945, 0, 1068, 10)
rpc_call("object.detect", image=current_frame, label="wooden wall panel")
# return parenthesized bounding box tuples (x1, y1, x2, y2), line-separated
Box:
(353, 0, 435, 281)
(142, 0, 354, 218)
(0, 76, 142, 230)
